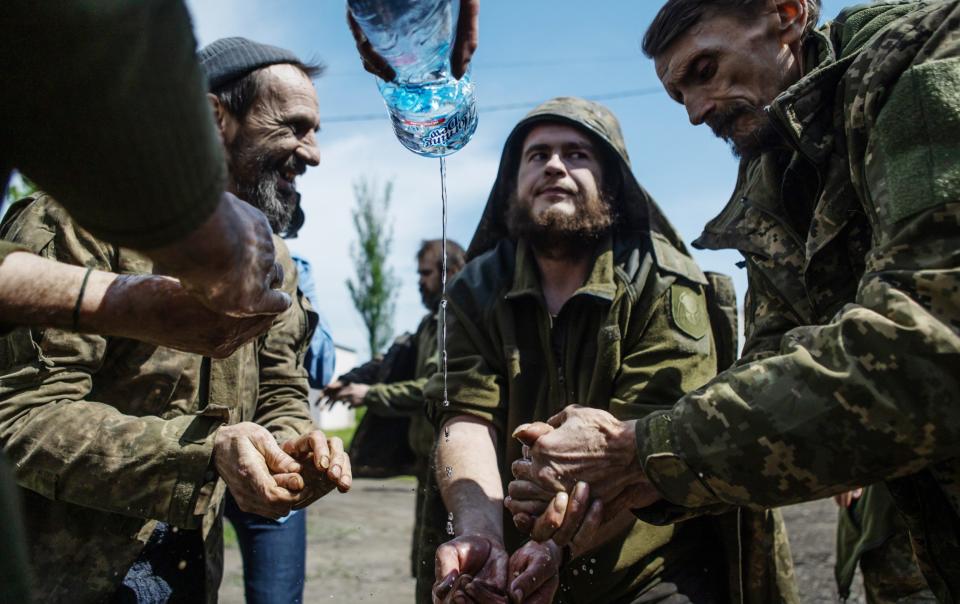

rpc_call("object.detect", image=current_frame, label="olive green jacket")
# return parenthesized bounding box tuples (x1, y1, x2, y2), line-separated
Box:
(428, 97, 797, 603)
(1, 0, 224, 249)
(0, 195, 317, 603)
(634, 3, 960, 599)
(365, 312, 439, 459)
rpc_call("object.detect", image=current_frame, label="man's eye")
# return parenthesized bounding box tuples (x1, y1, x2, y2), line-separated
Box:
(528, 152, 546, 161)
(568, 151, 588, 160)
(696, 60, 716, 82)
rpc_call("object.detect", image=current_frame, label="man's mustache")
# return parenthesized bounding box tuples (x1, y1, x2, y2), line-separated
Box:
(706, 102, 764, 141)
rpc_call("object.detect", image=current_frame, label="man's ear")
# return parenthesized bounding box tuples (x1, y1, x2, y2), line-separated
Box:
(207, 93, 232, 144)
(776, 0, 808, 46)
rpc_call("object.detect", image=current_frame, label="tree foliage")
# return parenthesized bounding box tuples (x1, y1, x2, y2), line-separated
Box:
(1, 173, 38, 220)
(346, 178, 399, 358)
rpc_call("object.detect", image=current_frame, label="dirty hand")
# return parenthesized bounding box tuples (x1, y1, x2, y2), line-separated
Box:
(506, 540, 561, 604)
(511, 405, 659, 508)
(213, 422, 304, 519)
(150, 192, 291, 318)
(334, 383, 370, 408)
(93, 274, 275, 358)
(434, 533, 509, 603)
(506, 480, 604, 553)
(281, 431, 353, 508)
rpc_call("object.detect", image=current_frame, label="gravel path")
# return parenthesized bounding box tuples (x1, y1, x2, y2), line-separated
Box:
(219, 479, 866, 603)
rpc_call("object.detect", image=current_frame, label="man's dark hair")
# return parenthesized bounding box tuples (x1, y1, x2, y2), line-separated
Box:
(418, 239, 466, 277)
(642, 0, 821, 58)
(212, 61, 325, 121)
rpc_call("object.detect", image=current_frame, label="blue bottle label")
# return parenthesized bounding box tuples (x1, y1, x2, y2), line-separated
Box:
(424, 102, 477, 147)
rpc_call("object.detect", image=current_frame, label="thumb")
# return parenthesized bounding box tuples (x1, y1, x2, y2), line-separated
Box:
(257, 431, 302, 474)
(248, 289, 292, 317)
(273, 472, 305, 492)
(512, 422, 554, 447)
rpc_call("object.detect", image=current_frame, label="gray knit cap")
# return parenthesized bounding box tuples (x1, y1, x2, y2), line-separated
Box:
(198, 37, 302, 91)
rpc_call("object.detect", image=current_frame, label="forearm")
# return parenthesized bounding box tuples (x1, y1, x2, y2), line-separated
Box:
(638, 288, 960, 509)
(0, 252, 120, 330)
(437, 415, 504, 539)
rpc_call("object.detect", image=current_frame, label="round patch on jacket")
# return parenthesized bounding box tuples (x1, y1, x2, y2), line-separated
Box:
(669, 284, 708, 340)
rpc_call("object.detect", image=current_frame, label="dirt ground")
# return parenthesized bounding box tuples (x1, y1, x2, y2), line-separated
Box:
(219, 478, 866, 603)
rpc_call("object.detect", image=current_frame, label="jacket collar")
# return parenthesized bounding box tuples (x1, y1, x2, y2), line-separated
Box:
(505, 236, 618, 303)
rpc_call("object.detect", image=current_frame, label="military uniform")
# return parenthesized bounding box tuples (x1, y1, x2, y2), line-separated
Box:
(836, 483, 934, 603)
(428, 98, 798, 603)
(0, 195, 317, 602)
(632, 2, 960, 600)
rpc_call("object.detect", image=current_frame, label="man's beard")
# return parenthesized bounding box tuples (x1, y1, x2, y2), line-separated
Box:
(706, 102, 782, 161)
(227, 135, 305, 233)
(506, 189, 616, 260)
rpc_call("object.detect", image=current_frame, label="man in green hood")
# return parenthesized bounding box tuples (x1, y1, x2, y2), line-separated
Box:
(426, 97, 797, 604)
(510, 1, 960, 601)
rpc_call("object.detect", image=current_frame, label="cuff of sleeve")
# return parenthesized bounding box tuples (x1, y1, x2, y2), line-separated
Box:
(167, 407, 229, 528)
(364, 385, 394, 416)
(636, 411, 722, 508)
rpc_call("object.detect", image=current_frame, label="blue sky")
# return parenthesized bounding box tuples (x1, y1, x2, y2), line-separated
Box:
(184, 0, 851, 358)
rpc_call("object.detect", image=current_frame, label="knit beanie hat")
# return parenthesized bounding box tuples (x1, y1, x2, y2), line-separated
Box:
(198, 37, 302, 91)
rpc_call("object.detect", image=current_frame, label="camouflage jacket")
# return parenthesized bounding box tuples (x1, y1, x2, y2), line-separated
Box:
(429, 98, 798, 603)
(634, 2, 960, 599)
(0, 195, 317, 603)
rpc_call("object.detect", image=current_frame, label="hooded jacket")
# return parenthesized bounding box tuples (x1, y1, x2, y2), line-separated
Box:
(427, 98, 798, 603)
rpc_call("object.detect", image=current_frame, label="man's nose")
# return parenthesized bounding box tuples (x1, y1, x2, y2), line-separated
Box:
(296, 133, 321, 166)
(687, 96, 716, 126)
(544, 152, 566, 175)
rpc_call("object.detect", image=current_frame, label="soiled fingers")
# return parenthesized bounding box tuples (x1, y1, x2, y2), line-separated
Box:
(326, 436, 352, 492)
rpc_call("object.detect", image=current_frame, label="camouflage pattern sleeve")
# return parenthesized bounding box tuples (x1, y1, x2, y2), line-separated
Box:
(0, 197, 220, 528)
(636, 15, 960, 509)
(738, 266, 802, 366)
(252, 237, 316, 443)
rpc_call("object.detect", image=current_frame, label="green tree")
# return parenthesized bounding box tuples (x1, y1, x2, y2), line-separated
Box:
(346, 177, 399, 358)
(1, 173, 37, 220)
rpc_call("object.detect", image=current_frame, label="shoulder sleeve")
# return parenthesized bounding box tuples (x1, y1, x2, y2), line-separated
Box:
(1, 0, 225, 249)
(253, 238, 316, 442)
(0, 196, 219, 528)
(424, 251, 510, 433)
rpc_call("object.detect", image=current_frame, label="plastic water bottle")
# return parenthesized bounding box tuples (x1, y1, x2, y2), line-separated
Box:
(347, 0, 478, 157)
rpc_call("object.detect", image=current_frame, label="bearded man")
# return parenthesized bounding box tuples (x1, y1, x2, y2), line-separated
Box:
(0, 38, 350, 603)
(510, 1, 960, 601)
(427, 97, 797, 604)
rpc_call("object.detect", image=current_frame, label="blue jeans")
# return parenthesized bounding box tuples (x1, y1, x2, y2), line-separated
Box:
(224, 492, 306, 604)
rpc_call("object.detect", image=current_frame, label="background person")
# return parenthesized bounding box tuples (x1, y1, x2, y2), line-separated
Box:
(325, 238, 467, 602)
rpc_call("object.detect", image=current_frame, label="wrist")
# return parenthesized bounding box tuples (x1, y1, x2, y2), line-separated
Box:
(611, 419, 641, 470)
